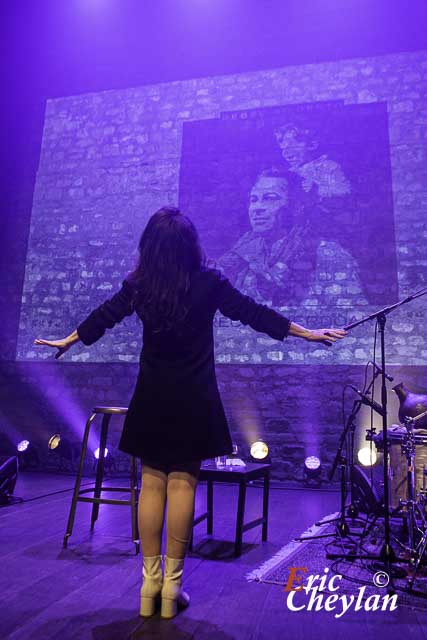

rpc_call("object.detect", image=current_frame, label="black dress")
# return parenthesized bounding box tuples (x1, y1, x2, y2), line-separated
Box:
(77, 266, 291, 464)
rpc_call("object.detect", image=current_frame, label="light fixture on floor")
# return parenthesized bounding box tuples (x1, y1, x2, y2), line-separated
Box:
(48, 433, 79, 470)
(48, 434, 61, 451)
(93, 447, 116, 474)
(357, 446, 377, 466)
(94, 446, 109, 459)
(250, 439, 270, 463)
(303, 455, 322, 486)
(17, 440, 30, 452)
(17, 439, 40, 469)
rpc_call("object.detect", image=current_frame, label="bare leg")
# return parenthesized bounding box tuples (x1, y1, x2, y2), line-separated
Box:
(138, 464, 167, 557)
(166, 461, 201, 559)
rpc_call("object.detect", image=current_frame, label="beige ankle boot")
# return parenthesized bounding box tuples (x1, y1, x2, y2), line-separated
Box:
(160, 555, 190, 619)
(139, 554, 163, 617)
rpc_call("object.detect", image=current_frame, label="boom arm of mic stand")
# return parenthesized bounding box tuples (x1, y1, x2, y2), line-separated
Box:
(343, 286, 427, 332)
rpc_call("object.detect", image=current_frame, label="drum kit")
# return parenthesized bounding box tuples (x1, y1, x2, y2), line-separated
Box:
(365, 391, 427, 585)
(300, 286, 427, 590)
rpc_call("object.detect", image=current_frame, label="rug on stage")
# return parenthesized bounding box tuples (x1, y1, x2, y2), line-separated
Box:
(246, 512, 427, 611)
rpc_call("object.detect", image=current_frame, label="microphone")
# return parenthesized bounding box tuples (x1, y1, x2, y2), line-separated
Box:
(369, 361, 394, 382)
(349, 385, 386, 417)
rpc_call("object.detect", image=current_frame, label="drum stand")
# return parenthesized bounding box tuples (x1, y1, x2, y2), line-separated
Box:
(397, 414, 427, 589)
(396, 423, 422, 551)
(410, 489, 427, 589)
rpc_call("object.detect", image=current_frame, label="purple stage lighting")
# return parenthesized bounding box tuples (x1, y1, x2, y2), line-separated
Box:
(94, 447, 109, 460)
(304, 456, 322, 484)
(357, 446, 377, 467)
(17, 440, 30, 453)
(16, 439, 40, 469)
(304, 455, 321, 471)
(48, 434, 61, 450)
(48, 434, 79, 469)
(250, 440, 269, 461)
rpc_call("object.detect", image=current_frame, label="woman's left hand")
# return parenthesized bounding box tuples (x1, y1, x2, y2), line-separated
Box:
(305, 328, 348, 346)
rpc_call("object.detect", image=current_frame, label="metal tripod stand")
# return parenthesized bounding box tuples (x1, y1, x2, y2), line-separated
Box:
(396, 412, 427, 589)
(294, 397, 368, 546)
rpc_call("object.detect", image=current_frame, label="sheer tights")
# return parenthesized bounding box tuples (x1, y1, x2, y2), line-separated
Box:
(138, 460, 201, 559)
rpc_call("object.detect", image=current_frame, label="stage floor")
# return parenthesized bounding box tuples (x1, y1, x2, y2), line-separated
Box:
(1, 472, 426, 639)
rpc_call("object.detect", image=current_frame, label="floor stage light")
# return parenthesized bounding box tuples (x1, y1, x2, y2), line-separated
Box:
(250, 439, 270, 462)
(303, 455, 322, 486)
(357, 446, 377, 467)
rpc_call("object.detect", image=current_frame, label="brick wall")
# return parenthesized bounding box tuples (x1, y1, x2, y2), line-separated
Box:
(17, 49, 427, 366)
(0, 360, 424, 481)
(2, 49, 427, 479)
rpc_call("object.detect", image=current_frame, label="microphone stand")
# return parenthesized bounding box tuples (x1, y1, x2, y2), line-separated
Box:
(332, 286, 427, 584)
(302, 377, 380, 546)
(326, 378, 380, 521)
(324, 374, 387, 560)
(295, 397, 370, 545)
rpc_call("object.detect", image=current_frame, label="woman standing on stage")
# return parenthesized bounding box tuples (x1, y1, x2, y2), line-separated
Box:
(34, 206, 346, 619)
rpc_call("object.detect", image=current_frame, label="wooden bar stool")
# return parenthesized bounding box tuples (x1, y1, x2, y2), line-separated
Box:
(63, 406, 140, 554)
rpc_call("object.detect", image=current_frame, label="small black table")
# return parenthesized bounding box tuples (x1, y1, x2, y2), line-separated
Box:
(190, 461, 271, 557)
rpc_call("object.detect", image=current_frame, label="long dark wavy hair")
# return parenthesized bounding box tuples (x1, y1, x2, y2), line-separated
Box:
(127, 206, 206, 332)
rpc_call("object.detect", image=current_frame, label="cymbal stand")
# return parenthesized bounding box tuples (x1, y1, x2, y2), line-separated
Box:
(398, 415, 427, 589)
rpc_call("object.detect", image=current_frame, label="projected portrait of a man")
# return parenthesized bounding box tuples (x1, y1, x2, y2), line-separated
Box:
(217, 164, 366, 311)
(217, 167, 308, 306)
(178, 100, 397, 358)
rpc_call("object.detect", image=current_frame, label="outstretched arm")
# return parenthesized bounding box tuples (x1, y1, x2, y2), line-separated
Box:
(34, 279, 136, 358)
(76, 279, 135, 345)
(287, 321, 347, 346)
(215, 269, 346, 346)
(34, 329, 81, 359)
